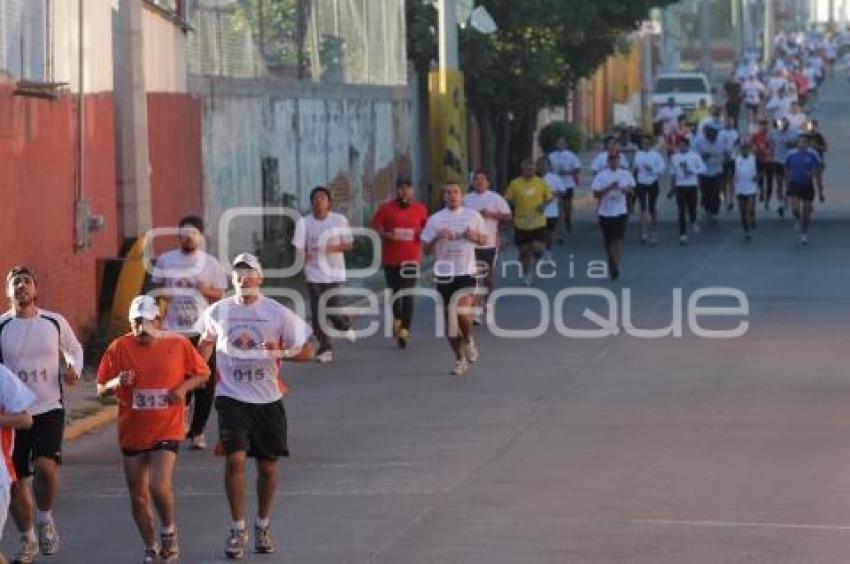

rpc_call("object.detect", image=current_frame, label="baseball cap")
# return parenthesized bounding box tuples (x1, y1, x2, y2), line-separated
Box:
(128, 295, 159, 321)
(232, 253, 263, 276)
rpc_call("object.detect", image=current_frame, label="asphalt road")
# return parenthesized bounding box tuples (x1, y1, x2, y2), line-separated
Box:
(6, 78, 850, 564)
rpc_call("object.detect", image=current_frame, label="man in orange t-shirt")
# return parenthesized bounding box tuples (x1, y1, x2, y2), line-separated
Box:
(97, 295, 209, 564)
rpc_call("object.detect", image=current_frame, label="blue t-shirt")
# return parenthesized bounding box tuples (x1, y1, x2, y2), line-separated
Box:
(785, 149, 821, 185)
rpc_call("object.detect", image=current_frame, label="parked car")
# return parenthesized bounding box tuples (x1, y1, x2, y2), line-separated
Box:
(650, 72, 714, 117)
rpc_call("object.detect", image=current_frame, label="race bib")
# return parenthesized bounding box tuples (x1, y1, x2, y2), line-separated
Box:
(132, 389, 170, 410)
(17, 368, 49, 385)
(393, 227, 415, 242)
(232, 367, 267, 383)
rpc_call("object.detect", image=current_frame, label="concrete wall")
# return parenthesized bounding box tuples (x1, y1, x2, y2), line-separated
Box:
(142, 5, 188, 93)
(0, 81, 119, 334)
(190, 76, 420, 256)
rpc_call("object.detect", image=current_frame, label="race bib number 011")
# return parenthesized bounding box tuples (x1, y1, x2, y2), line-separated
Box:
(132, 389, 170, 410)
(18, 369, 48, 384)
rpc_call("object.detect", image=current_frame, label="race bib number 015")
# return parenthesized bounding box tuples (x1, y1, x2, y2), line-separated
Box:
(132, 389, 170, 410)
(232, 368, 266, 383)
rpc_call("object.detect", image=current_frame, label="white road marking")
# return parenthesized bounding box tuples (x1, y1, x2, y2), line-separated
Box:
(631, 518, 850, 532)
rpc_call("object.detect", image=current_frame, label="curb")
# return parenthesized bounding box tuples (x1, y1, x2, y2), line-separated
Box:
(65, 406, 118, 442)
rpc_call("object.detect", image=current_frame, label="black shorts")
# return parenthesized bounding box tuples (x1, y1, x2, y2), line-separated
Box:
(559, 191, 574, 202)
(474, 248, 496, 279)
(13, 409, 64, 478)
(122, 440, 180, 458)
(737, 194, 756, 203)
(598, 215, 628, 245)
(635, 182, 660, 212)
(723, 160, 735, 177)
(788, 182, 815, 202)
(545, 218, 558, 233)
(514, 228, 546, 248)
(215, 396, 289, 461)
(434, 275, 477, 304)
(767, 162, 785, 177)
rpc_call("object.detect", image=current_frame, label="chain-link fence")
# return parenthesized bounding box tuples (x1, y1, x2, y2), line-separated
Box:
(188, 0, 406, 85)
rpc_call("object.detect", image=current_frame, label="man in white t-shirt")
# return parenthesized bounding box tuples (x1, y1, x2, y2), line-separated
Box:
(654, 97, 683, 138)
(592, 152, 635, 280)
(421, 183, 486, 377)
(292, 186, 355, 364)
(198, 253, 313, 560)
(632, 135, 667, 244)
(547, 136, 581, 236)
(0, 266, 83, 562)
(742, 75, 766, 121)
(0, 363, 35, 564)
(733, 143, 759, 239)
(538, 157, 564, 260)
(462, 171, 511, 324)
(151, 215, 228, 450)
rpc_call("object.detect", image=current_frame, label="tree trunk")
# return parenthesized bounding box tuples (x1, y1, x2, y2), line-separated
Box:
(496, 112, 512, 190)
(476, 105, 498, 187)
(507, 110, 539, 179)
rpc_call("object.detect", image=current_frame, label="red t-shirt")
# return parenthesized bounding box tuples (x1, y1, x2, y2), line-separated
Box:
(370, 199, 428, 266)
(97, 333, 210, 451)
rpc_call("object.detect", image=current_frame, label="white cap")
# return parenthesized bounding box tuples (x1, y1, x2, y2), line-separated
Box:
(128, 295, 159, 321)
(232, 253, 263, 276)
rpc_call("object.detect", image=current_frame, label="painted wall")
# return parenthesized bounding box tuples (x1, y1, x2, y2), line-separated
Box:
(143, 6, 188, 93)
(191, 78, 419, 256)
(147, 92, 203, 233)
(0, 81, 119, 334)
(52, 0, 115, 93)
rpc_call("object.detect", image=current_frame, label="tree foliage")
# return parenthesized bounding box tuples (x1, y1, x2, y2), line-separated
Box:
(407, 0, 676, 185)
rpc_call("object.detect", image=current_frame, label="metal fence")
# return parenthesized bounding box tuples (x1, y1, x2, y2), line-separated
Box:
(188, 0, 407, 86)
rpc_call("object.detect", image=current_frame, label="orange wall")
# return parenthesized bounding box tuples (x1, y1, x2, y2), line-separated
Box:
(0, 82, 119, 335)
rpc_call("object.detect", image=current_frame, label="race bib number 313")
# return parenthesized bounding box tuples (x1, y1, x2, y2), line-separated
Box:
(132, 389, 170, 410)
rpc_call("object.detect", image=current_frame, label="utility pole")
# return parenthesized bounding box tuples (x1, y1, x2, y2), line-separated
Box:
(428, 0, 468, 205)
(661, 4, 681, 72)
(764, 0, 775, 63)
(699, 0, 713, 77)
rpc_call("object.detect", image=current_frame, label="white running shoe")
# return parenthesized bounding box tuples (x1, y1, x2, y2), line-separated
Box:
(692, 222, 701, 234)
(450, 358, 469, 377)
(679, 235, 688, 245)
(190, 434, 207, 450)
(464, 339, 479, 363)
(14, 534, 39, 564)
(343, 329, 357, 343)
(315, 350, 334, 364)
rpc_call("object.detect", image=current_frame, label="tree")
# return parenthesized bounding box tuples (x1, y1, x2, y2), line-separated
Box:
(406, 0, 676, 188)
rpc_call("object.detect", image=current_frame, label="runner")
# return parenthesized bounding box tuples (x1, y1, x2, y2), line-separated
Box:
(751, 117, 773, 204)
(463, 171, 512, 325)
(293, 186, 356, 364)
(723, 71, 743, 128)
(785, 136, 824, 245)
(767, 117, 798, 217)
(742, 74, 766, 122)
(152, 215, 228, 450)
(198, 253, 314, 559)
(96, 295, 210, 564)
(804, 119, 828, 192)
(632, 134, 666, 244)
(668, 138, 707, 245)
(591, 139, 629, 174)
(693, 124, 726, 223)
(421, 183, 486, 377)
(0, 365, 34, 564)
(504, 159, 554, 287)
(719, 114, 741, 211)
(547, 137, 581, 237)
(0, 266, 83, 564)
(654, 97, 683, 138)
(591, 151, 635, 280)
(538, 156, 564, 260)
(733, 142, 759, 240)
(370, 177, 429, 349)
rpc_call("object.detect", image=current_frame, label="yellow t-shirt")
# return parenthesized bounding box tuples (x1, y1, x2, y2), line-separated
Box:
(505, 177, 553, 230)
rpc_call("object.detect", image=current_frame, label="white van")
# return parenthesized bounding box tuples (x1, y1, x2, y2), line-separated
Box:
(651, 72, 714, 116)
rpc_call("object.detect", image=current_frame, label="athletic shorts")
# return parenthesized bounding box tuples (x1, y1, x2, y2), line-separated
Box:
(559, 191, 574, 202)
(767, 162, 785, 177)
(635, 182, 660, 212)
(215, 396, 289, 461)
(736, 193, 756, 202)
(474, 248, 497, 279)
(787, 182, 815, 202)
(13, 408, 64, 478)
(121, 440, 180, 458)
(598, 215, 628, 245)
(434, 275, 477, 305)
(514, 227, 546, 247)
(545, 218, 558, 232)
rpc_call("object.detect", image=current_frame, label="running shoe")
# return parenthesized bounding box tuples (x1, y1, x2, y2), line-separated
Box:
(142, 548, 159, 564)
(315, 350, 334, 364)
(225, 528, 249, 560)
(392, 318, 402, 338)
(451, 358, 469, 377)
(778, 205, 785, 218)
(160, 532, 179, 563)
(343, 329, 357, 344)
(255, 524, 276, 554)
(464, 338, 479, 363)
(397, 328, 410, 349)
(190, 434, 207, 450)
(13, 534, 39, 564)
(38, 520, 60, 555)
(692, 222, 701, 234)
(679, 235, 688, 245)
(800, 234, 809, 246)
(640, 233, 648, 244)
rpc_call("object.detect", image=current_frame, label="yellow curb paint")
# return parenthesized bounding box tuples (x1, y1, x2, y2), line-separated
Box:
(65, 406, 118, 442)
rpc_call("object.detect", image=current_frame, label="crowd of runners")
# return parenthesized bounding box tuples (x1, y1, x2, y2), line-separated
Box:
(0, 26, 844, 564)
